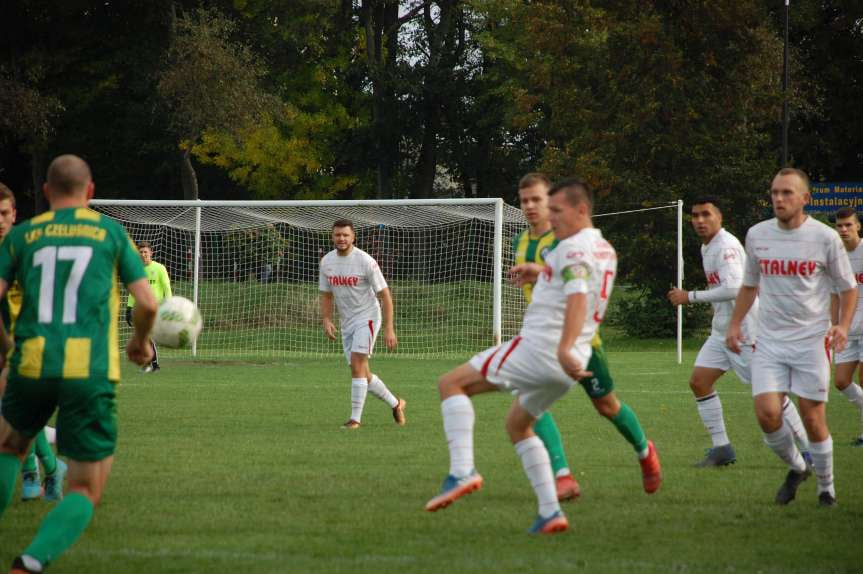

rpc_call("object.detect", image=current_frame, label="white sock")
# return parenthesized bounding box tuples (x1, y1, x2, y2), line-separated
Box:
(763, 423, 807, 473)
(350, 378, 368, 422)
(368, 374, 399, 408)
(809, 436, 835, 497)
(515, 436, 560, 518)
(442, 395, 475, 477)
(21, 555, 43, 573)
(782, 396, 810, 452)
(841, 382, 863, 409)
(696, 393, 729, 447)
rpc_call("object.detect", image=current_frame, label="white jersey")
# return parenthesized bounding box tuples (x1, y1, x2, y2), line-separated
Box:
(743, 217, 855, 342)
(521, 228, 616, 358)
(699, 228, 758, 343)
(837, 241, 863, 338)
(319, 247, 388, 331)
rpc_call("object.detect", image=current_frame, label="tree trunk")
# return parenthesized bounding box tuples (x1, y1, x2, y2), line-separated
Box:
(414, 97, 440, 199)
(31, 148, 47, 214)
(180, 147, 199, 200)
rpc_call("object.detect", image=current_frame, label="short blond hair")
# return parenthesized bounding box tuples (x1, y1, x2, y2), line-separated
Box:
(518, 173, 551, 190)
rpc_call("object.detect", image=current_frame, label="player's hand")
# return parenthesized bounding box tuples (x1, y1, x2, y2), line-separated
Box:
(323, 319, 338, 341)
(557, 347, 593, 381)
(384, 327, 397, 350)
(725, 323, 743, 354)
(828, 324, 849, 353)
(509, 263, 543, 287)
(126, 337, 154, 366)
(666, 287, 689, 306)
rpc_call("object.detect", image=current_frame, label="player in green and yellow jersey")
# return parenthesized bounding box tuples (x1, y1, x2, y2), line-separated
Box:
(127, 240, 172, 373)
(0, 155, 158, 574)
(511, 173, 581, 501)
(0, 183, 65, 504)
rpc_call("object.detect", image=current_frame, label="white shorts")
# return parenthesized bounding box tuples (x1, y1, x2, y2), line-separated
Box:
(694, 335, 753, 384)
(342, 319, 380, 364)
(751, 336, 831, 402)
(468, 336, 584, 417)
(834, 337, 863, 365)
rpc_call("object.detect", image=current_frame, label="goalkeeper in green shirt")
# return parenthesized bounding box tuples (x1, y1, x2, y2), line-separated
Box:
(126, 240, 171, 373)
(0, 154, 157, 573)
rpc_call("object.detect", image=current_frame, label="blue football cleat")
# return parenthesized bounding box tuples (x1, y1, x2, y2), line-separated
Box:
(21, 470, 42, 501)
(44, 459, 67, 502)
(425, 470, 483, 512)
(801, 451, 814, 467)
(529, 510, 569, 534)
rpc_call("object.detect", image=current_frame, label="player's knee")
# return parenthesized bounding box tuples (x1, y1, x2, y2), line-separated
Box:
(592, 395, 619, 418)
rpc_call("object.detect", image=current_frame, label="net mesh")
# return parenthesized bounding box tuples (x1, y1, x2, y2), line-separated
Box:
(91, 201, 528, 359)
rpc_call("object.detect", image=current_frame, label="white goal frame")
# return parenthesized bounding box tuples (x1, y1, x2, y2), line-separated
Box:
(90, 198, 683, 363)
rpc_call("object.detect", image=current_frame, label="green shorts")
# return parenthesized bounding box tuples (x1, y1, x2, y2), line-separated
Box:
(578, 345, 615, 399)
(1, 375, 118, 461)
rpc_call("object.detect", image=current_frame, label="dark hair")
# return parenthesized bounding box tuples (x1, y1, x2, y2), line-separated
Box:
(332, 219, 354, 230)
(0, 182, 15, 207)
(137, 240, 153, 251)
(691, 196, 722, 213)
(548, 178, 593, 213)
(835, 206, 859, 221)
(518, 173, 551, 190)
(776, 167, 810, 192)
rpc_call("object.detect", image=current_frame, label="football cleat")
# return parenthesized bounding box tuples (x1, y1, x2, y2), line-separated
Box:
(44, 458, 67, 502)
(801, 451, 814, 467)
(852, 436, 863, 448)
(425, 470, 483, 512)
(817, 491, 837, 507)
(10, 555, 42, 574)
(528, 510, 569, 534)
(694, 444, 737, 467)
(340, 419, 361, 430)
(392, 398, 407, 426)
(555, 473, 581, 501)
(141, 364, 154, 373)
(20, 470, 42, 501)
(775, 467, 811, 505)
(639, 440, 662, 494)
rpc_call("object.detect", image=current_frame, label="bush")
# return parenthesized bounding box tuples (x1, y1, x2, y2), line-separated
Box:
(607, 287, 711, 339)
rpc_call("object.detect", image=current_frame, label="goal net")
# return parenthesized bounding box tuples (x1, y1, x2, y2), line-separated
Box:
(90, 199, 529, 359)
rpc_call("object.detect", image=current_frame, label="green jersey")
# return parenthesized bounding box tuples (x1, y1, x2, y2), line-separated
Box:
(512, 228, 557, 303)
(0, 207, 146, 381)
(127, 260, 171, 306)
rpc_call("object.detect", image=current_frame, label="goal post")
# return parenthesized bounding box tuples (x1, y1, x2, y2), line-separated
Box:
(90, 198, 682, 362)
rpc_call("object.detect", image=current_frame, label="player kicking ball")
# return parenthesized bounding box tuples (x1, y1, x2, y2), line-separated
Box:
(319, 219, 405, 429)
(425, 179, 661, 533)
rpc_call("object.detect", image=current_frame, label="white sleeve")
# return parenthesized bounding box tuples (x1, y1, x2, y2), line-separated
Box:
(319, 260, 331, 292)
(367, 256, 388, 293)
(689, 286, 738, 303)
(690, 246, 744, 302)
(827, 235, 856, 293)
(742, 230, 760, 287)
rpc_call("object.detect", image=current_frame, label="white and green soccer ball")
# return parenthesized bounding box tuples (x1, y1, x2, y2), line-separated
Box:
(152, 296, 203, 349)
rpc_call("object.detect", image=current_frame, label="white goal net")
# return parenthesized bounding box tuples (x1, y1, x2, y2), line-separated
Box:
(90, 199, 530, 359)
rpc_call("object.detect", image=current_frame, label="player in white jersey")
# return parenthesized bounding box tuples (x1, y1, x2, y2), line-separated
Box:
(668, 197, 809, 467)
(727, 168, 857, 507)
(319, 219, 406, 429)
(424, 179, 661, 534)
(830, 207, 863, 445)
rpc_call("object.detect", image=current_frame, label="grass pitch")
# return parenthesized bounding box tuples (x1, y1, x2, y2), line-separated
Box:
(2, 351, 861, 573)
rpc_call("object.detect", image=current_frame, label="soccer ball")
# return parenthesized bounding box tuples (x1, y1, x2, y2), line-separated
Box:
(152, 296, 203, 349)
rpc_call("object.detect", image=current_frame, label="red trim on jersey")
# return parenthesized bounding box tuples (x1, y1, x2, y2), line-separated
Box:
(825, 336, 831, 363)
(480, 347, 501, 378)
(368, 320, 375, 340)
(496, 336, 523, 375)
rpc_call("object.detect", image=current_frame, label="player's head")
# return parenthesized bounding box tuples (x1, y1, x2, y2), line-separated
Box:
(770, 167, 810, 223)
(834, 206, 861, 246)
(518, 173, 551, 227)
(690, 196, 722, 243)
(138, 240, 153, 265)
(547, 178, 593, 239)
(332, 219, 355, 254)
(44, 154, 95, 205)
(0, 182, 17, 239)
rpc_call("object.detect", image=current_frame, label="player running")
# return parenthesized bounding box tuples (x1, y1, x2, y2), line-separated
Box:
(319, 219, 405, 429)
(426, 178, 661, 534)
(667, 197, 810, 466)
(727, 168, 856, 507)
(830, 206, 863, 445)
(0, 155, 158, 573)
(126, 240, 171, 373)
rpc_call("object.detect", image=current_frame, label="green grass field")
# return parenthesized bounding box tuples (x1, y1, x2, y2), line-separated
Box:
(2, 350, 862, 573)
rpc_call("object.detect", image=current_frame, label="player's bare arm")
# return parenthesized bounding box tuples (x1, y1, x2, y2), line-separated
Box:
(378, 287, 397, 350)
(830, 293, 840, 325)
(557, 292, 593, 380)
(320, 291, 337, 340)
(829, 287, 857, 352)
(666, 287, 689, 306)
(509, 263, 544, 287)
(126, 278, 157, 365)
(725, 285, 757, 354)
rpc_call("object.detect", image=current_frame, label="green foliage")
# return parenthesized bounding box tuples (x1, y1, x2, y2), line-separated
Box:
(607, 287, 710, 339)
